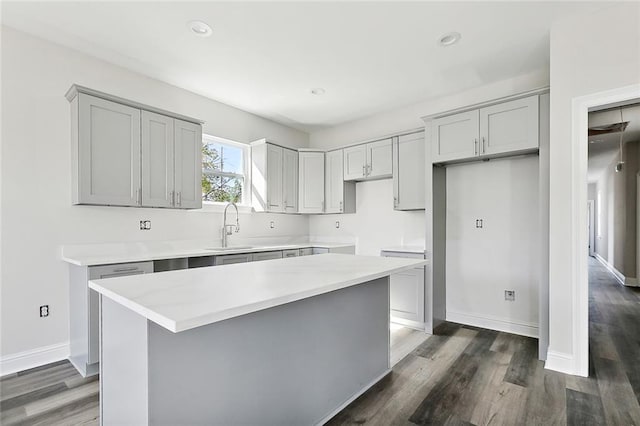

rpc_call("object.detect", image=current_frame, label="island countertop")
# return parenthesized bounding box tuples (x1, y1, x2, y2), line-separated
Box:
(89, 253, 427, 333)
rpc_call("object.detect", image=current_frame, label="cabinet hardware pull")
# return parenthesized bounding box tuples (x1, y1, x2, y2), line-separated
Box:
(474, 139, 478, 155)
(113, 266, 139, 272)
(362, 165, 366, 177)
(482, 137, 486, 154)
(136, 188, 142, 205)
(177, 192, 181, 206)
(340, 201, 343, 211)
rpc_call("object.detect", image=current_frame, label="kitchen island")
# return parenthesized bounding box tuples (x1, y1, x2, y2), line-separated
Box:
(89, 253, 426, 426)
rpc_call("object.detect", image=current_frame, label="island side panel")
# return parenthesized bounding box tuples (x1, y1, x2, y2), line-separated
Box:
(147, 277, 390, 426)
(100, 297, 149, 425)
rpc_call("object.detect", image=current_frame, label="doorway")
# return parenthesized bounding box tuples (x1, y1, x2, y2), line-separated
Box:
(571, 84, 640, 377)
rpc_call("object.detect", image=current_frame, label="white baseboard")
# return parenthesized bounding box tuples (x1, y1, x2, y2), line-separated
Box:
(545, 350, 580, 376)
(0, 342, 69, 377)
(595, 253, 638, 285)
(446, 310, 538, 338)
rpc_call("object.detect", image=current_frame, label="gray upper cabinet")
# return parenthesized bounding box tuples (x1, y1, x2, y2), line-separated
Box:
(431, 110, 479, 163)
(479, 96, 539, 156)
(393, 132, 425, 211)
(74, 93, 142, 206)
(325, 149, 356, 214)
(174, 119, 202, 209)
(431, 95, 539, 164)
(251, 140, 299, 213)
(298, 151, 325, 214)
(343, 138, 392, 181)
(343, 144, 367, 180)
(283, 148, 299, 213)
(266, 144, 284, 211)
(142, 111, 174, 208)
(68, 85, 203, 209)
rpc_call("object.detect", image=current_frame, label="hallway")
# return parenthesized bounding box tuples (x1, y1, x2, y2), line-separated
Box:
(586, 256, 640, 423)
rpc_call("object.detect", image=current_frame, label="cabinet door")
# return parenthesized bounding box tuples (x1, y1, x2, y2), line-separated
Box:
(282, 148, 298, 213)
(252, 251, 283, 262)
(390, 267, 425, 323)
(431, 110, 479, 163)
(173, 120, 202, 209)
(299, 248, 314, 256)
(393, 132, 425, 210)
(141, 111, 174, 208)
(479, 96, 539, 156)
(88, 262, 153, 364)
(298, 152, 325, 213)
(325, 150, 344, 213)
(266, 144, 284, 212)
(366, 138, 392, 178)
(77, 94, 141, 206)
(343, 145, 367, 180)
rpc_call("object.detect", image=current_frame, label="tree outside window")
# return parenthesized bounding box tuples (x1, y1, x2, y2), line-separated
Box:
(202, 135, 246, 204)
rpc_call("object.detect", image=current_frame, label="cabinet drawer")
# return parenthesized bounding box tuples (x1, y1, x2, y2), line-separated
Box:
(282, 249, 300, 258)
(252, 251, 283, 262)
(299, 248, 314, 256)
(89, 261, 154, 279)
(214, 254, 253, 265)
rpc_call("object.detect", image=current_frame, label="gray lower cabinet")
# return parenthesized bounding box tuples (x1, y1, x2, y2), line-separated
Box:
(69, 261, 153, 377)
(381, 251, 426, 330)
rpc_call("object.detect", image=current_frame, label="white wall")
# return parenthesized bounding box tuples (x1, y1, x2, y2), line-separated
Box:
(0, 27, 310, 359)
(595, 143, 640, 278)
(308, 71, 548, 255)
(446, 156, 540, 336)
(309, 179, 424, 255)
(548, 3, 640, 364)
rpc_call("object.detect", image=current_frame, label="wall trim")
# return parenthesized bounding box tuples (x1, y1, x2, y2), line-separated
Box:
(567, 83, 640, 378)
(446, 310, 538, 338)
(0, 342, 69, 377)
(595, 253, 625, 285)
(545, 350, 576, 375)
(593, 253, 638, 286)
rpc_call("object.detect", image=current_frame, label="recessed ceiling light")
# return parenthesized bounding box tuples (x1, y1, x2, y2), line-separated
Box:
(188, 20, 212, 37)
(311, 88, 326, 95)
(438, 32, 461, 47)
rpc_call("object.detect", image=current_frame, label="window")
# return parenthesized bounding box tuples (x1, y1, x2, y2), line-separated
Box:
(202, 135, 248, 204)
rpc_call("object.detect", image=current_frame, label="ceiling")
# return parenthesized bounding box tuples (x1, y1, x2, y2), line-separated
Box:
(1, 1, 607, 132)
(588, 103, 640, 183)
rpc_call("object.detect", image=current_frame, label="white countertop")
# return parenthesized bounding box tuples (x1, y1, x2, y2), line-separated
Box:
(61, 241, 355, 266)
(89, 254, 426, 333)
(380, 245, 426, 254)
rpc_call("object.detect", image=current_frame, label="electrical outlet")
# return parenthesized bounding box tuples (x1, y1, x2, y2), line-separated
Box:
(39, 305, 49, 317)
(505, 290, 515, 301)
(475, 219, 484, 228)
(335, 221, 340, 229)
(140, 220, 151, 230)
(269, 221, 275, 229)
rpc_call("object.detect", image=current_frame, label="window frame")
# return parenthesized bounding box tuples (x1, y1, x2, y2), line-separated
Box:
(201, 134, 251, 207)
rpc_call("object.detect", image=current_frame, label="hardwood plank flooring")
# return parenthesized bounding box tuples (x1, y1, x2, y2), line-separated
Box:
(2, 256, 640, 425)
(329, 257, 640, 425)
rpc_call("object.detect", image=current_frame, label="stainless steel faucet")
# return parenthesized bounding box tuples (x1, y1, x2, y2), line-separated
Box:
(221, 202, 240, 248)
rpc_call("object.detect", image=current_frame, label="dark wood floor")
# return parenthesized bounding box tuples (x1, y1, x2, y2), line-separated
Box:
(2, 257, 639, 425)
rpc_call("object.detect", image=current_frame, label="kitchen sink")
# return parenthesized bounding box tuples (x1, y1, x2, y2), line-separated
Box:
(205, 246, 254, 251)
